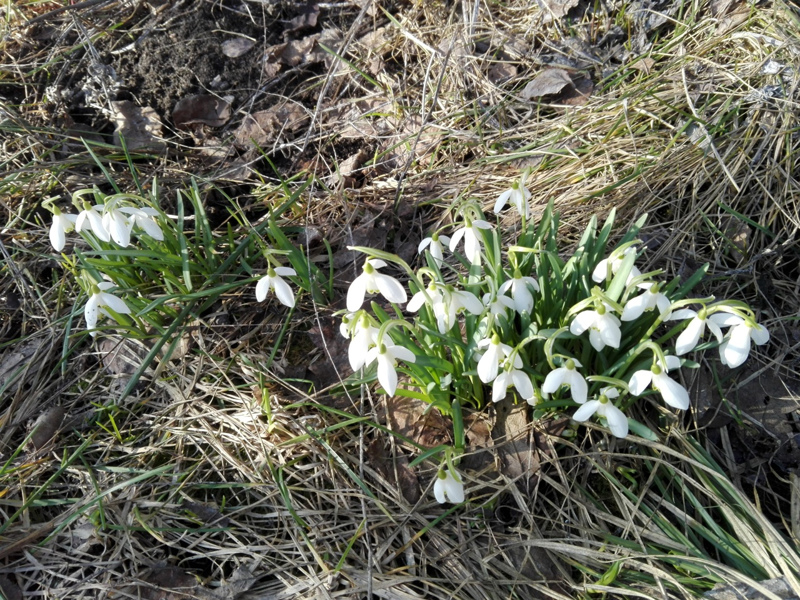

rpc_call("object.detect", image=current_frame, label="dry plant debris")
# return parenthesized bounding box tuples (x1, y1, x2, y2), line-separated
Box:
(1, 0, 800, 597)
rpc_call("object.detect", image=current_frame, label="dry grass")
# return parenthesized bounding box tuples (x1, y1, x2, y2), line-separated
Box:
(1, 0, 800, 597)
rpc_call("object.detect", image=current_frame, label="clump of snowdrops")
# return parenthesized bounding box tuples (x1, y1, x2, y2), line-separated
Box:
(44, 181, 316, 339)
(337, 174, 769, 504)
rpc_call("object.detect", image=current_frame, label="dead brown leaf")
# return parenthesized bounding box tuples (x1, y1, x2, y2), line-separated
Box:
(285, 2, 320, 38)
(332, 147, 370, 186)
(134, 565, 198, 600)
(28, 405, 64, 450)
(629, 57, 656, 74)
(492, 402, 539, 489)
(488, 62, 517, 84)
(366, 438, 422, 504)
(234, 103, 309, 148)
(221, 37, 256, 58)
(172, 95, 231, 130)
(183, 501, 230, 527)
(306, 315, 351, 391)
(710, 0, 738, 17)
(0, 575, 22, 600)
(385, 396, 452, 449)
(555, 75, 594, 106)
(537, 0, 580, 19)
(111, 101, 165, 151)
(521, 68, 573, 99)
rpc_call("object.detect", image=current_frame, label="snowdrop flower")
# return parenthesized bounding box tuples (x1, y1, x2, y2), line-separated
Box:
(493, 174, 531, 218)
(120, 206, 164, 241)
(542, 358, 587, 404)
(449, 218, 493, 265)
(347, 314, 381, 371)
(482, 291, 515, 319)
(621, 282, 672, 321)
(50, 207, 77, 252)
(572, 387, 629, 438)
(407, 282, 450, 333)
(100, 202, 135, 247)
(339, 311, 357, 338)
(434, 467, 464, 504)
(492, 360, 534, 403)
(418, 233, 450, 266)
(84, 280, 131, 335)
(711, 312, 770, 368)
(628, 355, 689, 410)
(570, 303, 621, 352)
(447, 287, 484, 321)
(76, 202, 110, 242)
(498, 271, 540, 314)
(365, 342, 416, 396)
(347, 259, 407, 312)
(409, 284, 482, 334)
(592, 247, 642, 284)
(669, 308, 723, 355)
(256, 266, 296, 308)
(476, 333, 515, 383)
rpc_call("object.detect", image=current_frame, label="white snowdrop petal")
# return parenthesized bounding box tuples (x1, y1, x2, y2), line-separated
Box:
(102, 293, 131, 315)
(84, 295, 100, 331)
(492, 373, 510, 403)
(628, 371, 652, 396)
(255, 276, 271, 302)
(570, 311, 596, 336)
(572, 400, 600, 422)
(50, 220, 66, 252)
(434, 478, 446, 504)
(375, 274, 407, 304)
(670, 309, 697, 321)
(273, 276, 296, 308)
(602, 404, 629, 438)
(274, 267, 296, 277)
(675, 318, 703, 355)
(512, 370, 534, 399)
(568, 370, 588, 404)
(621, 294, 648, 321)
(542, 369, 565, 395)
(391, 345, 416, 363)
(377, 355, 398, 395)
(656, 374, 690, 410)
(751, 324, 770, 345)
(444, 473, 465, 503)
(346, 275, 368, 312)
(449, 228, 465, 253)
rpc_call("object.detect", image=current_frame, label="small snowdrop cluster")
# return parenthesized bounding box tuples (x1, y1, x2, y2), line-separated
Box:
(335, 175, 770, 506)
(48, 194, 164, 252)
(45, 193, 170, 335)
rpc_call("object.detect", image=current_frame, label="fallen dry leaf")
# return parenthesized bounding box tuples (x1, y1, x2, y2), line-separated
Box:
(284, 2, 320, 38)
(492, 402, 540, 489)
(331, 147, 370, 186)
(366, 438, 421, 504)
(537, 0, 580, 19)
(0, 575, 22, 600)
(221, 37, 256, 58)
(28, 406, 64, 450)
(183, 501, 230, 527)
(629, 56, 656, 74)
(521, 68, 573, 99)
(134, 565, 198, 600)
(234, 103, 309, 148)
(488, 62, 517, 84)
(555, 75, 594, 106)
(172, 94, 231, 130)
(306, 315, 351, 391)
(385, 396, 452, 449)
